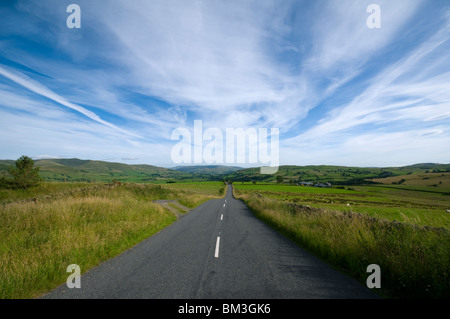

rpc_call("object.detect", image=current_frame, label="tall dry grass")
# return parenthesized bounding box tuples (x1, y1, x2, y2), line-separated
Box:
(0, 182, 103, 204)
(236, 192, 450, 299)
(0, 183, 219, 299)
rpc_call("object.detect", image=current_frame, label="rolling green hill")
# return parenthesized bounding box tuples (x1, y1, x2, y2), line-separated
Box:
(224, 163, 450, 185)
(0, 158, 194, 183)
(1, 158, 449, 186)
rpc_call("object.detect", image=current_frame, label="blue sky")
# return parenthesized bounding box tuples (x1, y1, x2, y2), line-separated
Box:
(0, 0, 449, 168)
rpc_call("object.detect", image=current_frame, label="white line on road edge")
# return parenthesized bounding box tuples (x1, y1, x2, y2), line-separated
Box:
(215, 237, 220, 258)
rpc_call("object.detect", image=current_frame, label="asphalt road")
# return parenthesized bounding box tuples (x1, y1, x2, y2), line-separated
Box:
(42, 184, 377, 299)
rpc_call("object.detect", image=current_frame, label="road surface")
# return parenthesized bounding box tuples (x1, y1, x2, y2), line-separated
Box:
(42, 184, 377, 299)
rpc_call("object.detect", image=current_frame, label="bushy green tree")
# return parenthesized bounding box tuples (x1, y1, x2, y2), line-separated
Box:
(8, 155, 41, 189)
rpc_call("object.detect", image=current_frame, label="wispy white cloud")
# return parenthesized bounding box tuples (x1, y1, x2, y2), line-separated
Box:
(91, 0, 305, 129)
(0, 65, 140, 138)
(288, 8, 450, 146)
(0, 103, 171, 166)
(306, 0, 424, 69)
(1, 0, 449, 167)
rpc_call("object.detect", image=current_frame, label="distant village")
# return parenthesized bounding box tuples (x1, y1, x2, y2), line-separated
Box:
(297, 181, 332, 188)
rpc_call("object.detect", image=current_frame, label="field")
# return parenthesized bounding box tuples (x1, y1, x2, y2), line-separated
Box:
(226, 163, 450, 184)
(233, 182, 450, 299)
(0, 181, 225, 299)
(161, 181, 227, 208)
(233, 183, 450, 228)
(370, 172, 450, 188)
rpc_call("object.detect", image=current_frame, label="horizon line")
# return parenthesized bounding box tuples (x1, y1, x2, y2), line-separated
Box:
(1, 157, 449, 170)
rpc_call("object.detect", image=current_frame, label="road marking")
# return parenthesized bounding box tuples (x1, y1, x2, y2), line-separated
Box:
(221, 214, 223, 220)
(214, 237, 220, 258)
(223, 203, 225, 207)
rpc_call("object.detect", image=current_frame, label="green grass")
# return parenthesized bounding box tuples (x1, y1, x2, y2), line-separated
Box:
(226, 164, 450, 184)
(234, 183, 353, 194)
(235, 182, 450, 298)
(309, 205, 450, 229)
(162, 181, 226, 195)
(0, 182, 224, 299)
(163, 181, 227, 208)
(0, 182, 105, 204)
(0, 158, 194, 184)
(370, 172, 450, 188)
(235, 192, 450, 299)
(234, 183, 450, 228)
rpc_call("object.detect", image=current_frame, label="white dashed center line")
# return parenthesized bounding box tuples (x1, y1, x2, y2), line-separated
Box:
(214, 237, 221, 258)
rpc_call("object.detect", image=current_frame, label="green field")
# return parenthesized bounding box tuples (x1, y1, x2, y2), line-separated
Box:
(370, 172, 450, 188)
(234, 183, 450, 228)
(162, 181, 226, 195)
(158, 181, 226, 208)
(3, 159, 450, 185)
(226, 163, 450, 184)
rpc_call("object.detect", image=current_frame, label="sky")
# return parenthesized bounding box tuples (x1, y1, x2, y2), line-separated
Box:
(0, 0, 449, 169)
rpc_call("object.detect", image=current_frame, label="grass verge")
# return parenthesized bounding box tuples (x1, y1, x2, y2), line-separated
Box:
(0, 182, 223, 299)
(235, 191, 450, 299)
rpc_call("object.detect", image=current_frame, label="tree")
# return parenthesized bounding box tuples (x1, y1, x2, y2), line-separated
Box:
(276, 175, 283, 184)
(8, 155, 41, 189)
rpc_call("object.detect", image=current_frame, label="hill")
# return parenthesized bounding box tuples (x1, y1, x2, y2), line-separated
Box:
(2, 158, 449, 186)
(0, 158, 194, 183)
(369, 171, 450, 188)
(224, 163, 450, 185)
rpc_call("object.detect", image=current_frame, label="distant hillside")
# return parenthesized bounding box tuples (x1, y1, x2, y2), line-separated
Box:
(0, 158, 194, 183)
(224, 163, 450, 185)
(2, 158, 449, 185)
(173, 165, 243, 175)
(370, 171, 450, 188)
